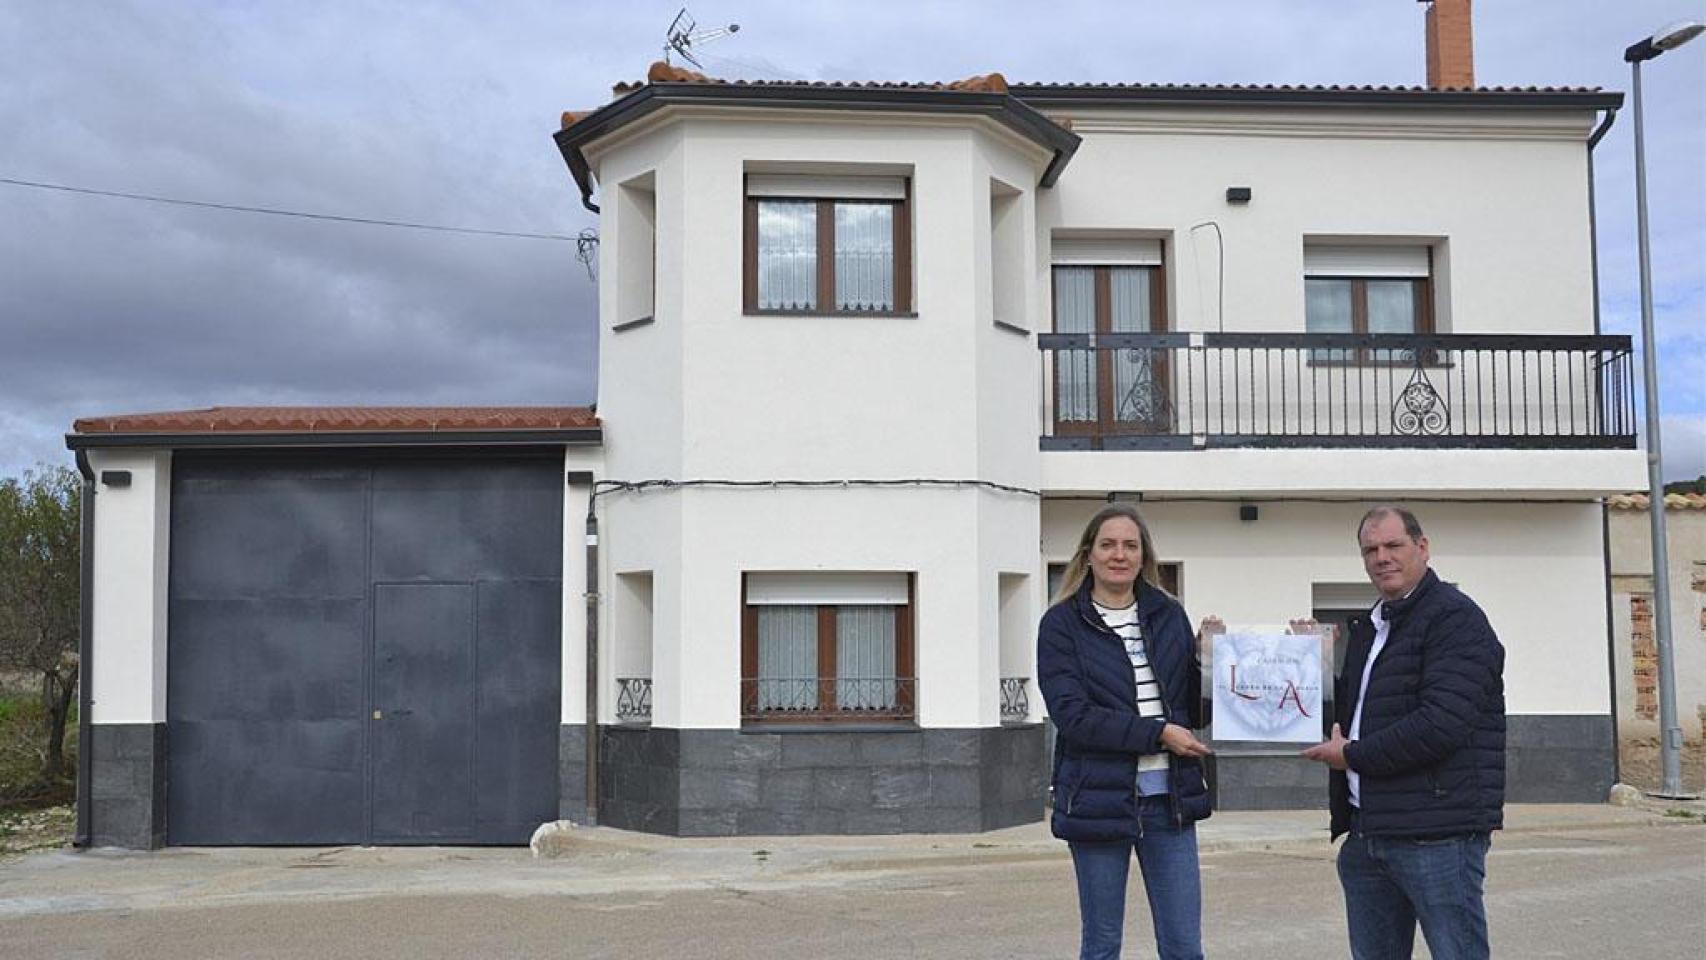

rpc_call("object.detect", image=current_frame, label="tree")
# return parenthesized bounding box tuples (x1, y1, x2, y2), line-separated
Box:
(0, 466, 81, 786)
(1663, 475, 1705, 497)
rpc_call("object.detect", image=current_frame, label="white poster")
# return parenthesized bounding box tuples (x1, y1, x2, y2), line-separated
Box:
(1211, 630, 1324, 743)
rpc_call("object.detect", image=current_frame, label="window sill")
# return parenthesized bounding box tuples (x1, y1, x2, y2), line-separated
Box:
(740, 721, 919, 734)
(612, 315, 655, 332)
(744, 310, 919, 319)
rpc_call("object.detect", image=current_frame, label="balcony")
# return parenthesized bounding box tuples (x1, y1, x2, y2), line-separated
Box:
(1038, 332, 1637, 451)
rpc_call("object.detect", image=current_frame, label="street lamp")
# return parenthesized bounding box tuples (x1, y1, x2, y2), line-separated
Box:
(1624, 19, 1703, 800)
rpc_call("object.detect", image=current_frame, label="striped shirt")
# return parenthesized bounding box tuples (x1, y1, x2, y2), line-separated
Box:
(1095, 600, 1170, 794)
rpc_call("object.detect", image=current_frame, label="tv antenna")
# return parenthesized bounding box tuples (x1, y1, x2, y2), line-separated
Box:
(664, 8, 739, 68)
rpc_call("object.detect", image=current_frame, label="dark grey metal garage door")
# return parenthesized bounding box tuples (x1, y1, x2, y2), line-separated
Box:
(166, 453, 562, 845)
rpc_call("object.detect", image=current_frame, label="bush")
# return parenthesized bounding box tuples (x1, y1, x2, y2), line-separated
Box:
(0, 692, 76, 811)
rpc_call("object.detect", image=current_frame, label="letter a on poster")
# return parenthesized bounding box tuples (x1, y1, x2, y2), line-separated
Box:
(1212, 631, 1324, 743)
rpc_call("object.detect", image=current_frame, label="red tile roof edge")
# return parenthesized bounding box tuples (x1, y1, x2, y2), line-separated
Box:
(591, 65, 1604, 98)
(72, 406, 599, 435)
(567, 67, 1609, 131)
(1607, 492, 1706, 511)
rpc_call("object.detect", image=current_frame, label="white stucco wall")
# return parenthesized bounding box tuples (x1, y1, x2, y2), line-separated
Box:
(578, 99, 1623, 733)
(1609, 506, 1706, 739)
(1038, 107, 1600, 337)
(86, 449, 171, 724)
(585, 111, 1052, 730)
(1041, 448, 1646, 499)
(559, 446, 604, 724)
(1040, 499, 1613, 717)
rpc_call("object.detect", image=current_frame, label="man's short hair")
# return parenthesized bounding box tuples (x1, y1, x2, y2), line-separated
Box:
(1357, 505, 1425, 544)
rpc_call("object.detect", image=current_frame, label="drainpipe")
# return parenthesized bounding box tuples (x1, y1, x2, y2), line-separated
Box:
(72, 450, 95, 848)
(584, 494, 600, 825)
(1587, 104, 1624, 785)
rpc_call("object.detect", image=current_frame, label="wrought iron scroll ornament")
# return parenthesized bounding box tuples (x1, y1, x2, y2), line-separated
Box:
(1000, 677, 1030, 721)
(615, 677, 652, 721)
(1116, 348, 1173, 430)
(1391, 352, 1450, 436)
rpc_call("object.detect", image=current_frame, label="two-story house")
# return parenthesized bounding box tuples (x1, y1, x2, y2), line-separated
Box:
(68, 4, 1646, 846)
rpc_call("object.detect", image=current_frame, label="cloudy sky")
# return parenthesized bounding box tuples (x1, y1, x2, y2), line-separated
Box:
(2, 1, 1702, 480)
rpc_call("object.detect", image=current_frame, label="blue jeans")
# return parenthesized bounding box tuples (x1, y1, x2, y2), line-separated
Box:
(1336, 828, 1491, 960)
(1068, 795, 1203, 960)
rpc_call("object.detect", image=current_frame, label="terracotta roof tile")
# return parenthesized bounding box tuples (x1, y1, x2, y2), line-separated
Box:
(72, 406, 598, 435)
(1608, 492, 1706, 511)
(1010, 81, 1605, 94)
(594, 63, 1605, 99)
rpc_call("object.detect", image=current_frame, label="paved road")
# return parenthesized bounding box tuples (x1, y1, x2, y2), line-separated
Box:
(4, 818, 1702, 959)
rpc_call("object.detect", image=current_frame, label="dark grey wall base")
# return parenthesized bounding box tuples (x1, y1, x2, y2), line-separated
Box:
(86, 723, 166, 849)
(583, 725, 1046, 836)
(1207, 714, 1616, 810)
(1505, 714, 1615, 803)
(1212, 755, 1330, 811)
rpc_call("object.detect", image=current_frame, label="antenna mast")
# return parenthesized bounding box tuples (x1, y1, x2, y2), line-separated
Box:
(664, 7, 740, 68)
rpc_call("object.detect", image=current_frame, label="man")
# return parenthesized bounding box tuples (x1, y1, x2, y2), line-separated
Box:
(1301, 506, 1506, 960)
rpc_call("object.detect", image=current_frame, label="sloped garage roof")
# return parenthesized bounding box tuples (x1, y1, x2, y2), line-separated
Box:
(67, 405, 600, 449)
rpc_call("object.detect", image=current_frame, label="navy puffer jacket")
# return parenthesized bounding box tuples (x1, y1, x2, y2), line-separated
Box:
(1330, 568, 1505, 839)
(1038, 577, 1211, 842)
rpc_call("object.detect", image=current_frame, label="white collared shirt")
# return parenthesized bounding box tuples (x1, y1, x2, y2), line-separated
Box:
(1347, 598, 1392, 808)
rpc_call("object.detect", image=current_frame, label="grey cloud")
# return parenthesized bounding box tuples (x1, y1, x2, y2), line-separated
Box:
(1, 0, 1701, 479)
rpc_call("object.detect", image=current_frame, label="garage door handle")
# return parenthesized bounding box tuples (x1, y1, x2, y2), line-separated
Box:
(371, 709, 415, 720)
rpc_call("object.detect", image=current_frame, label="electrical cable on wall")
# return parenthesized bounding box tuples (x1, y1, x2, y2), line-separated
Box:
(1188, 220, 1226, 333)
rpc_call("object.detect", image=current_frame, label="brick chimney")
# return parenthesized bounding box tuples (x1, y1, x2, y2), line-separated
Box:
(1422, 0, 1475, 89)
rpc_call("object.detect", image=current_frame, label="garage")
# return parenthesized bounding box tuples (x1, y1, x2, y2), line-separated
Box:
(164, 451, 565, 845)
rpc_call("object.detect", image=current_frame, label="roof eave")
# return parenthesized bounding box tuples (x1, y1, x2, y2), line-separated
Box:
(65, 428, 604, 451)
(554, 83, 1082, 197)
(1010, 85, 1625, 111)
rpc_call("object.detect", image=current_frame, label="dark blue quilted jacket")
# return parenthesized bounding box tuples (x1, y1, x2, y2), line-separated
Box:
(1330, 568, 1506, 839)
(1038, 577, 1211, 842)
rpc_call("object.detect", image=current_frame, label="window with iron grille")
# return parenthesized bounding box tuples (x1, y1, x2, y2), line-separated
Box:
(1050, 236, 1171, 437)
(740, 572, 915, 723)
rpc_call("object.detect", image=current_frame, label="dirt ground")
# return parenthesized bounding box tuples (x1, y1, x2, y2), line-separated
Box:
(1618, 736, 1706, 795)
(0, 804, 73, 860)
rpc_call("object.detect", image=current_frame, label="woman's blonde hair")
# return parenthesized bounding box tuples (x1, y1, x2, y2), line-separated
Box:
(1051, 503, 1161, 606)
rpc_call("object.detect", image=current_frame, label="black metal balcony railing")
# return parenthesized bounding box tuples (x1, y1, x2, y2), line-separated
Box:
(615, 677, 652, 723)
(1038, 332, 1637, 450)
(741, 677, 916, 722)
(1000, 677, 1031, 723)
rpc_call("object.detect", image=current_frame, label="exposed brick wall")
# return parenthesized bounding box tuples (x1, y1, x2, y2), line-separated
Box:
(1631, 593, 1658, 720)
(1425, 0, 1475, 89)
(1696, 562, 1705, 633)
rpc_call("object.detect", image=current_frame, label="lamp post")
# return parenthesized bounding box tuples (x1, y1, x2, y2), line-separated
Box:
(1624, 19, 1703, 799)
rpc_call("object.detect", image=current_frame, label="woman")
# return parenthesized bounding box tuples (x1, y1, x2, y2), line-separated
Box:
(1037, 504, 1213, 960)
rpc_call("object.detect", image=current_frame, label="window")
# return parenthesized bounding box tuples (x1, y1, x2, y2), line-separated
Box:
(743, 175, 912, 315)
(613, 571, 654, 723)
(1051, 237, 1170, 436)
(615, 175, 656, 329)
(1304, 244, 1434, 361)
(741, 572, 915, 723)
(990, 179, 1025, 332)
